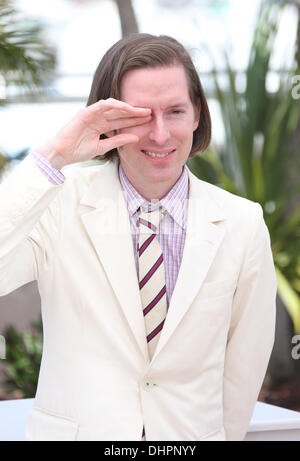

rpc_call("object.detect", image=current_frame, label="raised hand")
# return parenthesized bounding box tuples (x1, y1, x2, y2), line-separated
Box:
(37, 98, 152, 170)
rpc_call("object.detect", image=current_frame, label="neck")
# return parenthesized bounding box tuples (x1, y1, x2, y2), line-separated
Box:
(120, 165, 184, 201)
(133, 180, 178, 202)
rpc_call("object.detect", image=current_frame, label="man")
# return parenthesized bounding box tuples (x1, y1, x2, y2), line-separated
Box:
(0, 34, 276, 441)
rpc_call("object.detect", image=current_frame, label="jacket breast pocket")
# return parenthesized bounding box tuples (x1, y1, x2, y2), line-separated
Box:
(199, 278, 237, 301)
(25, 407, 79, 441)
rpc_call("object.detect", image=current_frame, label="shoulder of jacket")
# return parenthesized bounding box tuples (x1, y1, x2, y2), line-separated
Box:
(63, 158, 112, 183)
(199, 179, 262, 217)
(61, 159, 117, 195)
(56, 159, 116, 206)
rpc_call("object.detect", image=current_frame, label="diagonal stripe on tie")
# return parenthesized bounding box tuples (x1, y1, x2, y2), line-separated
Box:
(139, 217, 156, 231)
(147, 319, 165, 343)
(143, 285, 166, 315)
(138, 234, 156, 257)
(139, 253, 164, 289)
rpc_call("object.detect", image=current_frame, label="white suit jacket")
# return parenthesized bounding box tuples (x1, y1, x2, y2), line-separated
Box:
(0, 155, 276, 441)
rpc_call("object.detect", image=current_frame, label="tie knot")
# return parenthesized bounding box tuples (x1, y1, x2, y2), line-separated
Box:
(138, 207, 164, 234)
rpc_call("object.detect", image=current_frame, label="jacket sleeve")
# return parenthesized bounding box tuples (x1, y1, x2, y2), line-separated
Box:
(0, 155, 64, 297)
(223, 203, 277, 441)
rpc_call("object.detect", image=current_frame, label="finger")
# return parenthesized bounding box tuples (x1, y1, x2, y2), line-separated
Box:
(97, 133, 139, 156)
(106, 114, 151, 132)
(89, 98, 151, 116)
(105, 108, 152, 120)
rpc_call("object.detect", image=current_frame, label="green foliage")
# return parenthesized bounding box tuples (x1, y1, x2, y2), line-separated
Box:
(0, 0, 56, 96)
(188, 0, 300, 332)
(2, 322, 42, 398)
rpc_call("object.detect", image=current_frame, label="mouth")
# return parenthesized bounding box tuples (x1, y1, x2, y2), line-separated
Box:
(141, 149, 175, 160)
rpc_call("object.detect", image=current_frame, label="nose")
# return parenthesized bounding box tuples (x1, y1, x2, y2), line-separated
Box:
(148, 115, 170, 145)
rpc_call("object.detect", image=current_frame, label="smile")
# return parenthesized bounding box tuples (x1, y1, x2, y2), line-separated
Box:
(141, 149, 175, 158)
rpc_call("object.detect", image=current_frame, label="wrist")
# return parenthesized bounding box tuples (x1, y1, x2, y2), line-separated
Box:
(36, 141, 66, 171)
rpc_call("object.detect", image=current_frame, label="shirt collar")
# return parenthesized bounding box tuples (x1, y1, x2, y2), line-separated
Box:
(118, 161, 189, 230)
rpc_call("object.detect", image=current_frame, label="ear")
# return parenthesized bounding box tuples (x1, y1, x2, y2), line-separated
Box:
(193, 98, 201, 131)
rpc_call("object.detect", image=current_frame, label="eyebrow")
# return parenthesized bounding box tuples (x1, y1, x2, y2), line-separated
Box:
(167, 102, 189, 109)
(130, 101, 189, 110)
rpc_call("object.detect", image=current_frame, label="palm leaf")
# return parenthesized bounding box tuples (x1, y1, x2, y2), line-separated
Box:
(0, 0, 56, 93)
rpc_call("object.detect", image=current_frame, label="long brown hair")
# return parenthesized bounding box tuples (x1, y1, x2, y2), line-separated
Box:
(87, 33, 211, 160)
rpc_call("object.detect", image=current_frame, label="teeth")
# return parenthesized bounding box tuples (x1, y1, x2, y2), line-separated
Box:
(143, 150, 171, 158)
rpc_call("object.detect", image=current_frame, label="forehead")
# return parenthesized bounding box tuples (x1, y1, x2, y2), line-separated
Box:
(119, 65, 191, 107)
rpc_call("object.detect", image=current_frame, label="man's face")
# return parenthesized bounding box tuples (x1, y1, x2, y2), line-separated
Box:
(117, 65, 200, 198)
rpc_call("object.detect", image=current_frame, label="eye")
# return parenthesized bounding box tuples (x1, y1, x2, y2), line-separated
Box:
(172, 110, 183, 115)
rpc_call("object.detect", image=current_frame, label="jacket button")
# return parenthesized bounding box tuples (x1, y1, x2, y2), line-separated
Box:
(142, 379, 151, 390)
(142, 378, 157, 390)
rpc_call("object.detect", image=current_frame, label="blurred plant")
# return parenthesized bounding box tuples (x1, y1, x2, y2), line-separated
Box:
(0, 0, 56, 176)
(0, 0, 56, 98)
(2, 322, 42, 398)
(188, 0, 300, 332)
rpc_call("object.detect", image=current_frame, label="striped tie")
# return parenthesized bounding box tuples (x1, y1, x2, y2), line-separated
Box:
(138, 207, 167, 361)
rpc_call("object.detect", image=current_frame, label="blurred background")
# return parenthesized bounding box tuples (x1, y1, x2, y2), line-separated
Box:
(0, 0, 300, 411)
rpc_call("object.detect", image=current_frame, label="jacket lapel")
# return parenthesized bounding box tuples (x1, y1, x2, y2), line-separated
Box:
(152, 168, 227, 361)
(79, 159, 148, 361)
(78, 159, 227, 364)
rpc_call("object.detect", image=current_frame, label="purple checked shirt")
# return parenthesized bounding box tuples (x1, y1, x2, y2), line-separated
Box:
(31, 152, 189, 305)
